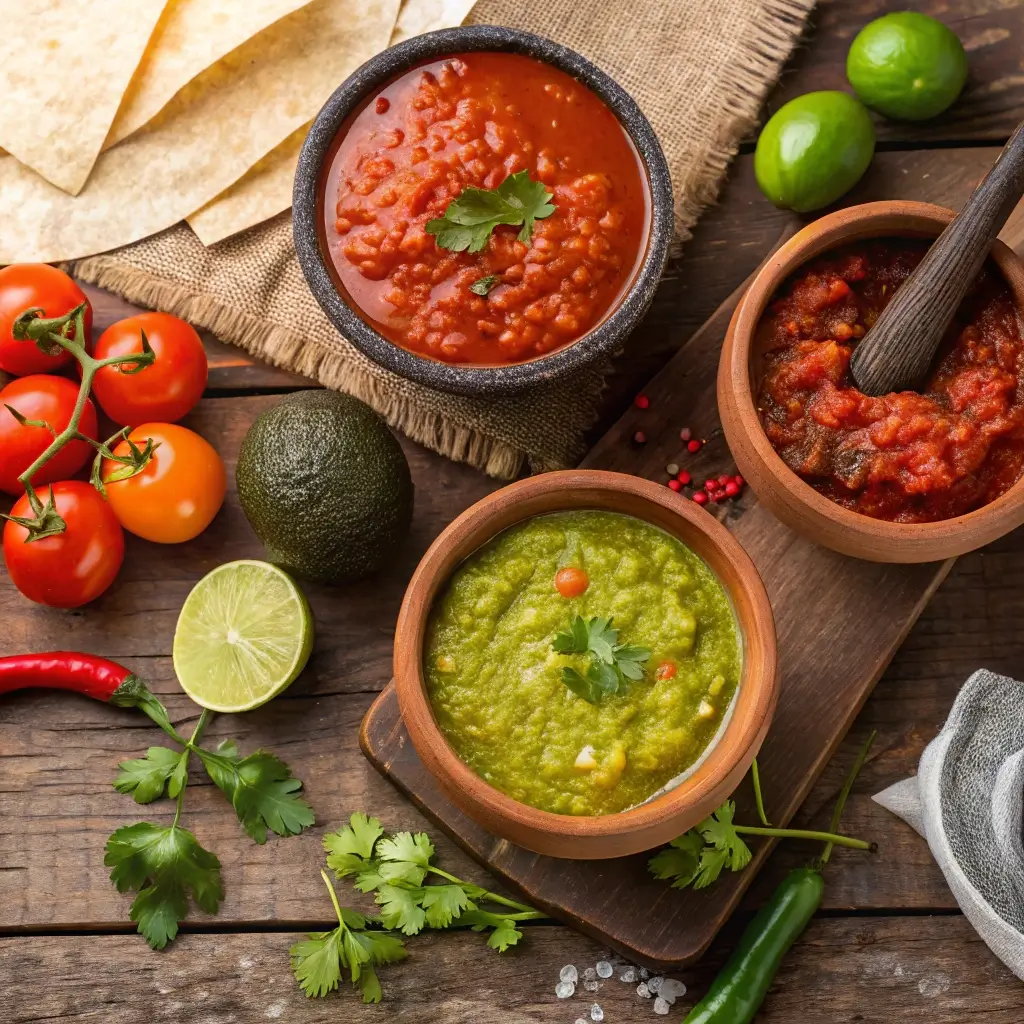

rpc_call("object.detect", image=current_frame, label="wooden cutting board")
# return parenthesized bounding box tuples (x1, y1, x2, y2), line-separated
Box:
(361, 275, 953, 970)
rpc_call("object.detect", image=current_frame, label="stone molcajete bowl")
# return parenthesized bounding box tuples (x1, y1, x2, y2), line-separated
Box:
(390, 470, 778, 859)
(293, 25, 673, 398)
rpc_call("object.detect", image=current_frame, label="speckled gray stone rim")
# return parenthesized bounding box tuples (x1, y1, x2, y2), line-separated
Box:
(293, 25, 674, 398)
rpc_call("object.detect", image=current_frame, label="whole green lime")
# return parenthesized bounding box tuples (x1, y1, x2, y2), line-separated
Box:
(236, 390, 414, 585)
(847, 12, 967, 121)
(754, 91, 875, 213)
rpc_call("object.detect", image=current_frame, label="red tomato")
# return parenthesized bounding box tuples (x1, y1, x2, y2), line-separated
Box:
(92, 312, 208, 426)
(554, 566, 589, 598)
(102, 423, 226, 543)
(3, 481, 124, 608)
(0, 264, 92, 376)
(0, 375, 98, 495)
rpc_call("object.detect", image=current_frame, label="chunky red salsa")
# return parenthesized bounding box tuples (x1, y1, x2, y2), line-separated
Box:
(323, 52, 649, 365)
(757, 240, 1024, 523)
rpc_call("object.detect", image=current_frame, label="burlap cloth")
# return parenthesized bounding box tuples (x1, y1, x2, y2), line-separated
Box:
(72, 0, 814, 478)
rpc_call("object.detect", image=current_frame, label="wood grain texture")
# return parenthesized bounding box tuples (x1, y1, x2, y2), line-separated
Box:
(765, 0, 1024, 144)
(4, 916, 1023, 1023)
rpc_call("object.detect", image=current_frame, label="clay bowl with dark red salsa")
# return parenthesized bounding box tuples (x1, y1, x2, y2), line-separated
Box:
(719, 201, 1024, 563)
(293, 25, 672, 396)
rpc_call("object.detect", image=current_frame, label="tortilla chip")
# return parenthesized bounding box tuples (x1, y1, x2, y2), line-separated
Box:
(188, 124, 309, 246)
(0, 0, 167, 196)
(184, 0, 476, 246)
(391, 0, 477, 43)
(107, 0, 317, 148)
(0, 0, 401, 263)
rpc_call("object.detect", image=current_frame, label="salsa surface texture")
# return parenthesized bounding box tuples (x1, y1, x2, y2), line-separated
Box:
(424, 511, 741, 817)
(324, 52, 649, 366)
(757, 239, 1024, 522)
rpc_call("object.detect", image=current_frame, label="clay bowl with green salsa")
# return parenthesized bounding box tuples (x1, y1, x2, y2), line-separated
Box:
(392, 470, 778, 859)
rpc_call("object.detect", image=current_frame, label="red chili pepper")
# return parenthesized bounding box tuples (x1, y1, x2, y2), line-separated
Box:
(0, 651, 169, 723)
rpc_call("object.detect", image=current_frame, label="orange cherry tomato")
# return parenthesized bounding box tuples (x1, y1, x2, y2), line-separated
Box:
(92, 312, 208, 426)
(102, 423, 226, 544)
(655, 661, 677, 681)
(554, 566, 589, 598)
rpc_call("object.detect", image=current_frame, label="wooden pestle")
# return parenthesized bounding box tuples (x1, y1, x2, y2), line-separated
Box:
(850, 120, 1024, 397)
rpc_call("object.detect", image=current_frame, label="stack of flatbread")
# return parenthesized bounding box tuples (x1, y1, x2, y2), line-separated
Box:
(0, 0, 475, 263)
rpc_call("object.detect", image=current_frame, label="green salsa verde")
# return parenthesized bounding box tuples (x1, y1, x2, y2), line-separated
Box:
(424, 510, 741, 816)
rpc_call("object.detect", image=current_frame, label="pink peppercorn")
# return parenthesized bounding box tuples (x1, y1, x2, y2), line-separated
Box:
(667, 479, 682, 492)
(734, 475, 744, 488)
(725, 481, 740, 497)
(680, 427, 692, 442)
(692, 490, 708, 505)
(635, 394, 650, 409)
(677, 470, 691, 485)
(718, 474, 731, 486)
(687, 439, 702, 453)
(633, 430, 646, 444)
(704, 478, 717, 491)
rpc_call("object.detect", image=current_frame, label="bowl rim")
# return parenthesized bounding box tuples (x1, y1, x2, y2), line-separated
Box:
(392, 469, 778, 842)
(293, 25, 674, 397)
(723, 199, 1024, 553)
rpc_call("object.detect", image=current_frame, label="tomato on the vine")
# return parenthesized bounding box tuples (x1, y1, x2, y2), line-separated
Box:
(0, 375, 98, 495)
(102, 423, 226, 544)
(3, 481, 124, 608)
(92, 312, 207, 426)
(0, 264, 92, 376)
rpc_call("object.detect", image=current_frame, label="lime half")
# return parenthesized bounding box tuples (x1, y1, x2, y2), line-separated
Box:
(173, 559, 314, 712)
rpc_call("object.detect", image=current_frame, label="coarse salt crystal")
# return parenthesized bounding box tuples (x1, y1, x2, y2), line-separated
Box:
(555, 981, 575, 999)
(654, 996, 671, 1015)
(619, 967, 636, 983)
(648, 977, 663, 993)
(584, 981, 599, 992)
(560, 965, 579, 984)
(637, 982, 651, 998)
(659, 979, 687, 1003)
(590, 1004, 604, 1022)
(639, 968, 650, 980)
(583, 967, 597, 981)
(596, 961, 613, 979)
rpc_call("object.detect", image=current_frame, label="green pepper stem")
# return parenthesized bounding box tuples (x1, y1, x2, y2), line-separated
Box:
(733, 825, 873, 851)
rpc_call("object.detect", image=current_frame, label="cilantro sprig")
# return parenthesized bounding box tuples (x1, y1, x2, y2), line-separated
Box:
(108, 707, 315, 949)
(425, 171, 554, 253)
(290, 870, 407, 1003)
(648, 751, 876, 892)
(552, 615, 651, 704)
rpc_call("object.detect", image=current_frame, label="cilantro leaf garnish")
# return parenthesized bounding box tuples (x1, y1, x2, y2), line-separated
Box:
(114, 746, 181, 804)
(325, 812, 385, 878)
(470, 274, 500, 296)
(104, 821, 223, 949)
(425, 171, 555, 253)
(552, 615, 652, 704)
(196, 743, 315, 844)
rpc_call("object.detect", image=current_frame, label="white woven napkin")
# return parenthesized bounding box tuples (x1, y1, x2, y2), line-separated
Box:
(873, 669, 1024, 981)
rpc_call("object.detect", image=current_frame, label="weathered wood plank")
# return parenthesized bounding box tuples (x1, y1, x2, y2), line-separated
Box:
(765, 0, 1024, 144)
(3, 916, 1023, 1023)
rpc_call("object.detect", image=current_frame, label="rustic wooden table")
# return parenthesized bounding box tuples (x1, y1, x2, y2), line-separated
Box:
(4, 2, 1024, 1020)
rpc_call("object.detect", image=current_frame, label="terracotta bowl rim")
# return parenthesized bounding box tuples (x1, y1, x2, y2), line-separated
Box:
(727, 199, 1024, 543)
(393, 468, 778, 841)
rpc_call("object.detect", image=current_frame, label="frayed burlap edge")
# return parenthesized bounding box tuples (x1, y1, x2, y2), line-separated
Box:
(672, 0, 814, 240)
(72, 255, 526, 478)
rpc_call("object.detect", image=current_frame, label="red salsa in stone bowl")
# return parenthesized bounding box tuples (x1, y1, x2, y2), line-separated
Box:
(293, 26, 672, 397)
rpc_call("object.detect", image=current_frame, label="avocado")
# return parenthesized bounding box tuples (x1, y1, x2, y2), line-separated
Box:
(236, 390, 414, 584)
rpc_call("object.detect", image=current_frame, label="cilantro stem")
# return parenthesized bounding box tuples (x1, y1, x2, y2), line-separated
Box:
(426, 866, 544, 916)
(320, 868, 347, 930)
(750, 758, 771, 827)
(169, 710, 212, 829)
(732, 825, 872, 851)
(819, 730, 877, 868)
